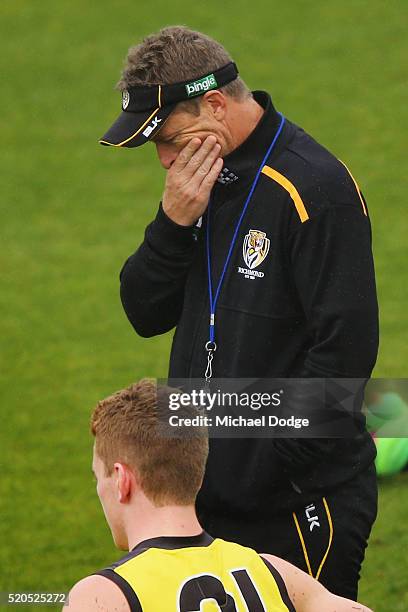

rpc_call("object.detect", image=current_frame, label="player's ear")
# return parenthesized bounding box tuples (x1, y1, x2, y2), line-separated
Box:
(202, 90, 227, 121)
(114, 462, 133, 503)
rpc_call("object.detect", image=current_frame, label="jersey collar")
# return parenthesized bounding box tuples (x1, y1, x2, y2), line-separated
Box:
(109, 531, 214, 570)
(130, 531, 214, 554)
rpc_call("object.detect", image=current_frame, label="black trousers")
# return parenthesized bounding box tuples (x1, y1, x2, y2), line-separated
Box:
(199, 464, 378, 601)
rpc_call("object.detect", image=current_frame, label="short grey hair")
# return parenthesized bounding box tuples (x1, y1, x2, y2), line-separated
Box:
(117, 26, 251, 114)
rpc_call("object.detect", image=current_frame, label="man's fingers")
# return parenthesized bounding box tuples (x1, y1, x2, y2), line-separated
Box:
(185, 135, 219, 174)
(193, 142, 222, 183)
(172, 138, 202, 171)
(198, 157, 223, 196)
(163, 149, 223, 225)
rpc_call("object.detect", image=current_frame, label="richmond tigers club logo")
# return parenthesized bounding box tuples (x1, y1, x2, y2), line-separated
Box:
(243, 229, 270, 270)
(122, 90, 130, 110)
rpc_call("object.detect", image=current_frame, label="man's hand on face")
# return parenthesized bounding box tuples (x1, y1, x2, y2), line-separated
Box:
(162, 135, 223, 226)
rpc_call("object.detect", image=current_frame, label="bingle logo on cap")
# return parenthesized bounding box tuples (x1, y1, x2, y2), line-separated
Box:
(122, 90, 130, 110)
(185, 74, 218, 97)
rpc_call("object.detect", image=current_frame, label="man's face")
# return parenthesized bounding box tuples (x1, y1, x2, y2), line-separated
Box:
(92, 446, 128, 550)
(152, 103, 224, 169)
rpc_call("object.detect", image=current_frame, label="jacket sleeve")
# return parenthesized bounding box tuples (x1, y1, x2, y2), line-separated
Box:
(271, 189, 379, 474)
(120, 202, 199, 338)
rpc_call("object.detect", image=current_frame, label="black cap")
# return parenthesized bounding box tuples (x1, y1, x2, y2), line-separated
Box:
(99, 62, 239, 148)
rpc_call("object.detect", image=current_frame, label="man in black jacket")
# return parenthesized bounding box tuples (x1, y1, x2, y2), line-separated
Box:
(100, 26, 379, 600)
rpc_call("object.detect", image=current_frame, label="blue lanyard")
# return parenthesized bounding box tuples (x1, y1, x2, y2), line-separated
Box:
(205, 112, 285, 382)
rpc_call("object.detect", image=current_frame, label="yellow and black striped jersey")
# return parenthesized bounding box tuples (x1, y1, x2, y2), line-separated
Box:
(95, 531, 295, 611)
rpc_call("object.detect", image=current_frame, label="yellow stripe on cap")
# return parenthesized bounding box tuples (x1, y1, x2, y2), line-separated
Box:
(99, 107, 160, 147)
(262, 165, 309, 223)
(339, 159, 367, 216)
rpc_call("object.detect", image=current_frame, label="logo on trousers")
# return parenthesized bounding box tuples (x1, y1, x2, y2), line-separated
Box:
(305, 503, 320, 531)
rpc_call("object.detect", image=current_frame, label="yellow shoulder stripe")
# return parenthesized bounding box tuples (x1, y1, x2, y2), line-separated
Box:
(262, 165, 309, 223)
(339, 160, 368, 216)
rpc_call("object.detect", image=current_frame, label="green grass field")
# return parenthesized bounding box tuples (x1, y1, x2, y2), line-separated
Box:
(1, 1, 407, 610)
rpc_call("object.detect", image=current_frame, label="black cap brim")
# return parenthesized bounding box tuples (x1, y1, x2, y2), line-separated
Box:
(99, 104, 176, 148)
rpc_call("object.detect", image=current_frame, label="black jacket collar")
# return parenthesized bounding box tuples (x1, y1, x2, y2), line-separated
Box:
(217, 91, 283, 187)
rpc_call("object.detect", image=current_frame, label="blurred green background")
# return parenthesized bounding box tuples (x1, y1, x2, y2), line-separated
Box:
(1, 1, 407, 610)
